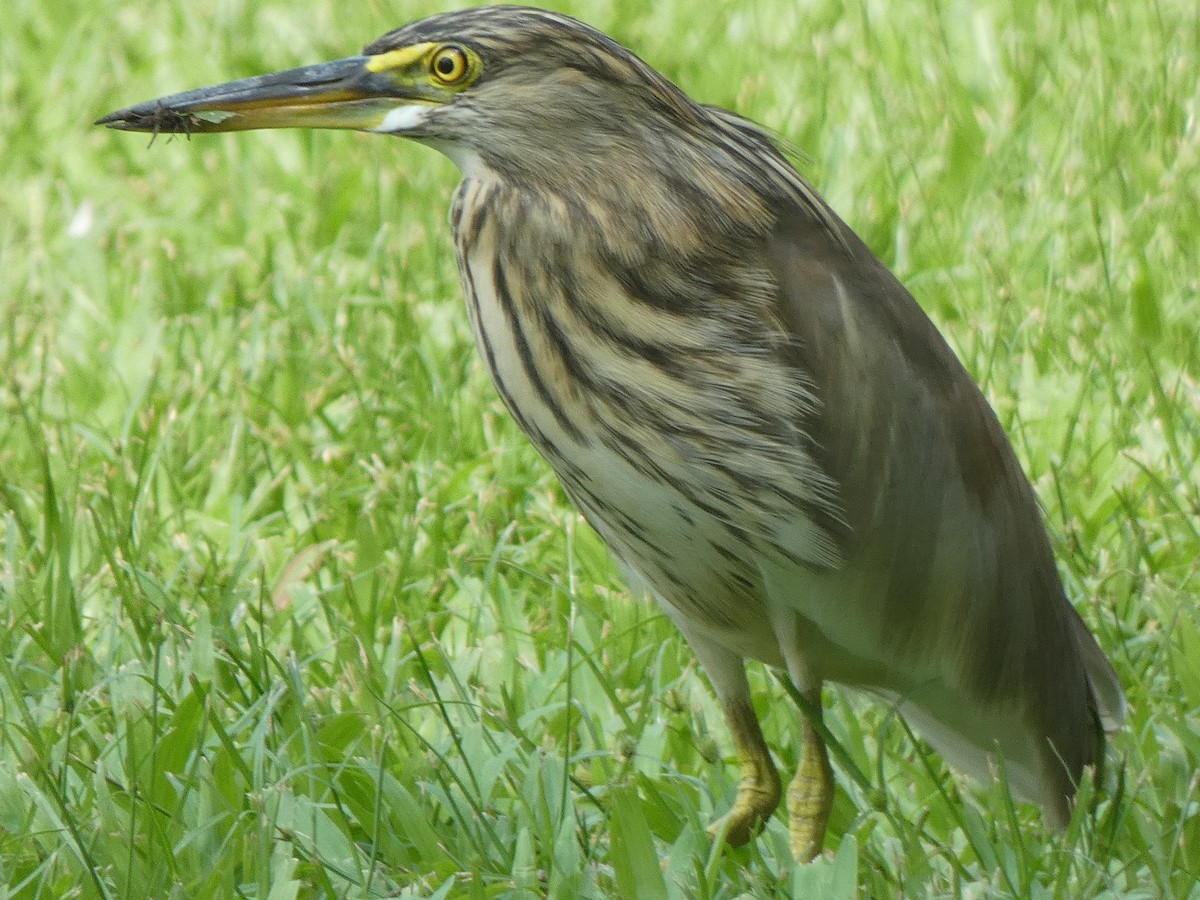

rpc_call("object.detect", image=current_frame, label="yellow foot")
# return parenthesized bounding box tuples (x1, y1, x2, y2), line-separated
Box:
(786, 723, 834, 862)
(709, 697, 782, 847)
(708, 758, 782, 847)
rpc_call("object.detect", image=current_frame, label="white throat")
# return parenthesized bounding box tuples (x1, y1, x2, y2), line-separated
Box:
(370, 105, 491, 181)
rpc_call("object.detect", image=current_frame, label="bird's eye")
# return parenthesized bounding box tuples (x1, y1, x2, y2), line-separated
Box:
(430, 46, 469, 85)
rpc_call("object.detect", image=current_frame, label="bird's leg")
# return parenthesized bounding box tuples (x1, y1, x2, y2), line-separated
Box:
(787, 684, 834, 862)
(667, 619, 782, 846)
(715, 693, 783, 846)
(767, 603, 835, 861)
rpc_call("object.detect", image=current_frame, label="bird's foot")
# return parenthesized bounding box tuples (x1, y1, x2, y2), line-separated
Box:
(708, 746, 782, 847)
(786, 729, 834, 862)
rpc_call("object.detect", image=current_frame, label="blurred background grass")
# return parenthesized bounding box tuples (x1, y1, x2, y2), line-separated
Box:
(1, 0, 1197, 896)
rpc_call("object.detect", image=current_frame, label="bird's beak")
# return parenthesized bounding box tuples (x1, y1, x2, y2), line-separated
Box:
(96, 53, 432, 134)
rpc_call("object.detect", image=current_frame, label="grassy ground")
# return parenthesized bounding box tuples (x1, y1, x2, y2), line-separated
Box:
(2, 0, 1197, 895)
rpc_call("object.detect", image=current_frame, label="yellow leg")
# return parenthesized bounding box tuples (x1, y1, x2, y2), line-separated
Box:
(709, 697, 782, 847)
(787, 693, 834, 862)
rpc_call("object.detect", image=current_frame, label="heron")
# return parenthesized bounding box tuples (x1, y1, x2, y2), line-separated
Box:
(98, 5, 1124, 861)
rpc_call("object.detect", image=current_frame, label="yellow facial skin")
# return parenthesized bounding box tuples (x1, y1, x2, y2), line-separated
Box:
(367, 42, 481, 90)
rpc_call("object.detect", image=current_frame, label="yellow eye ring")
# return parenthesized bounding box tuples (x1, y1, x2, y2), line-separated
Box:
(430, 45, 469, 84)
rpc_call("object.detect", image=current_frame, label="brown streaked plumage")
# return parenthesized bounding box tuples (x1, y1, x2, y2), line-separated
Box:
(97, 5, 1124, 861)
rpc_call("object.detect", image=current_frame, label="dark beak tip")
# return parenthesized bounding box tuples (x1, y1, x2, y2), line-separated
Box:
(95, 104, 152, 129)
(93, 102, 204, 134)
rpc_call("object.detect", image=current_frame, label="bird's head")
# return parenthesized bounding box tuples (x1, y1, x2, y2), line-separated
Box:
(97, 6, 706, 186)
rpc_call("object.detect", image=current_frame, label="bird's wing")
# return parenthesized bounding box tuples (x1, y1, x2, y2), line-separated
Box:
(762, 203, 1122, 817)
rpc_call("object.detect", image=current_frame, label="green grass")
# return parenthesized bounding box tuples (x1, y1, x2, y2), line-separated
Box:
(2, 0, 1198, 895)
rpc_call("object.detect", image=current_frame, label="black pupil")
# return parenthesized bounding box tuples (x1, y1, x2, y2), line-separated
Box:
(437, 53, 458, 76)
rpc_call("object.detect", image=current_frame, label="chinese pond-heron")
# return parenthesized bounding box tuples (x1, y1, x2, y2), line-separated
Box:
(98, 5, 1124, 860)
